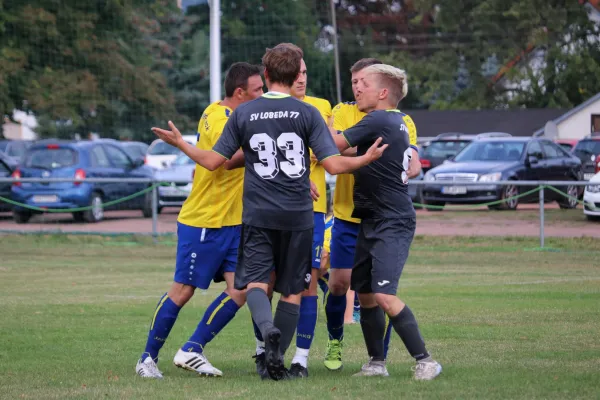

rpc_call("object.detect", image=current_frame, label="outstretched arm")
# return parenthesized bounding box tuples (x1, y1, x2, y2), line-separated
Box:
(223, 149, 245, 170)
(321, 137, 388, 175)
(152, 121, 226, 171)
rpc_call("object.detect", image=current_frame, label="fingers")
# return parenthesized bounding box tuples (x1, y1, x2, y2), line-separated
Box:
(167, 120, 180, 135)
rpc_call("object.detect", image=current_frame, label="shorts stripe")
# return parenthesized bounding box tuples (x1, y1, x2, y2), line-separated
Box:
(200, 228, 206, 242)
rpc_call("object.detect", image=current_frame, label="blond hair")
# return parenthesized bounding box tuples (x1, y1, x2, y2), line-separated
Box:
(363, 64, 408, 105)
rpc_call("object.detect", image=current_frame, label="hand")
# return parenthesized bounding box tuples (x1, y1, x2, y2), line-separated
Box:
(364, 137, 388, 162)
(319, 251, 330, 277)
(310, 180, 320, 201)
(151, 121, 185, 149)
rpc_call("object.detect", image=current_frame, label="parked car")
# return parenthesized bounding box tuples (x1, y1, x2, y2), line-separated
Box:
(0, 152, 14, 212)
(121, 141, 149, 161)
(422, 137, 582, 211)
(155, 154, 195, 212)
(0, 140, 32, 165)
(583, 171, 600, 221)
(419, 132, 512, 173)
(571, 135, 600, 181)
(146, 135, 197, 170)
(555, 139, 579, 153)
(11, 140, 155, 223)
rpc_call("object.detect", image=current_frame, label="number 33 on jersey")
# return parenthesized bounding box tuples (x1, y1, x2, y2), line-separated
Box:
(212, 92, 340, 231)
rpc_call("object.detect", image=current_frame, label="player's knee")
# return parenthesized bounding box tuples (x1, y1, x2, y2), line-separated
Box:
(374, 293, 396, 314)
(329, 279, 350, 296)
(168, 283, 195, 307)
(226, 288, 246, 307)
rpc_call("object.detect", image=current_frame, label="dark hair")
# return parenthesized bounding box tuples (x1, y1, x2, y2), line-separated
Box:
(350, 58, 383, 73)
(261, 43, 303, 87)
(224, 62, 262, 98)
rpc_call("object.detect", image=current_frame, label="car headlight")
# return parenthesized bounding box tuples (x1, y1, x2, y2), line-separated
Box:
(478, 172, 502, 182)
(424, 172, 436, 181)
(586, 185, 600, 193)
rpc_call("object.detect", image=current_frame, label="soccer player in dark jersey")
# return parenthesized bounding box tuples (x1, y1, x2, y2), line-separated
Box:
(329, 64, 442, 380)
(152, 44, 388, 380)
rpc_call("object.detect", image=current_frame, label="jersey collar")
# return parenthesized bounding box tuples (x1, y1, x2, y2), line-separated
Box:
(263, 91, 291, 99)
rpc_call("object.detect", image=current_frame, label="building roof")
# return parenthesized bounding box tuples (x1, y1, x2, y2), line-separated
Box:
(404, 109, 568, 138)
(533, 92, 600, 135)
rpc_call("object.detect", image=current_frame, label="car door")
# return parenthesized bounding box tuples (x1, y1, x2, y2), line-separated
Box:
(102, 144, 136, 209)
(0, 158, 12, 210)
(89, 145, 117, 202)
(523, 140, 547, 202)
(540, 141, 565, 181)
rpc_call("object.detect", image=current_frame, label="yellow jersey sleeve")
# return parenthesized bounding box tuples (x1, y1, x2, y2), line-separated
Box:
(178, 103, 243, 228)
(332, 102, 350, 131)
(401, 113, 418, 147)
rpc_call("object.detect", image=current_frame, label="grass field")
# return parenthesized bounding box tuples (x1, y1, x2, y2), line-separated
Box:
(1, 234, 599, 399)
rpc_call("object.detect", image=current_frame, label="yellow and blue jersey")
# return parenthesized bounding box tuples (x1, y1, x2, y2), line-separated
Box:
(331, 101, 418, 223)
(177, 101, 244, 228)
(302, 95, 332, 214)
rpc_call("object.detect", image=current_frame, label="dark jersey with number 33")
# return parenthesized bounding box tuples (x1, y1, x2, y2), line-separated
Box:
(342, 109, 416, 220)
(213, 92, 340, 231)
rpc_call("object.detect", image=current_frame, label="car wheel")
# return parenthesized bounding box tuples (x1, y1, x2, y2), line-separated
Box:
(83, 192, 104, 223)
(494, 183, 519, 210)
(412, 188, 424, 210)
(142, 189, 153, 218)
(13, 210, 32, 224)
(558, 184, 579, 209)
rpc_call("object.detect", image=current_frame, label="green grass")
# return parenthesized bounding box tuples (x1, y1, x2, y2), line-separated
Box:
(1, 234, 599, 399)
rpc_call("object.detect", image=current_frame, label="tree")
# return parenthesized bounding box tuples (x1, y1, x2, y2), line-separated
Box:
(0, 0, 179, 141)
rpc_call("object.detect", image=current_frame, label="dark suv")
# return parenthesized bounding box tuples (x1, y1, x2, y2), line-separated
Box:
(572, 135, 600, 181)
(422, 137, 582, 210)
(420, 132, 512, 172)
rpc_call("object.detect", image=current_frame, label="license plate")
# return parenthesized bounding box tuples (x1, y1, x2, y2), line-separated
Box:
(32, 195, 58, 203)
(442, 186, 467, 195)
(584, 173, 594, 180)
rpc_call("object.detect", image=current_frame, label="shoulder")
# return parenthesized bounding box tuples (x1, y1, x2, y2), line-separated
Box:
(333, 101, 356, 113)
(207, 104, 232, 126)
(305, 96, 332, 111)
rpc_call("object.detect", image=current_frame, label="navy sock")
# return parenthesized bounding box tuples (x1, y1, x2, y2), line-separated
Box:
(142, 293, 181, 361)
(318, 273, 330, 302)
(353, 292, 360, 313)
(296, 295, 318, 350)
(182, 292, 240, 353)
(325, 293, 346, 341)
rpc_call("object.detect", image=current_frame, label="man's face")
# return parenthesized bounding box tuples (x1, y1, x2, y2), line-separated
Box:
(291, 59, 307, 99)
(353, 70, 380, 113)
(240, 75, 265, 101)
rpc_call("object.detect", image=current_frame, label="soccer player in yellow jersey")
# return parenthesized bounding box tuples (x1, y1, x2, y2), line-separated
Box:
(136, 63, 264, 379)
(323, 58, 421, 371)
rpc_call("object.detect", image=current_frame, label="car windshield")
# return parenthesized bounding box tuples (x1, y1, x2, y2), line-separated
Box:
(24, 148, 77, 169)
(573, 140, 600, 161)
(172, 154, 194, 166)
(422, 140, 471, 160)
(558, 143, 573, 152)
(148, 141, 182, 155)
(453, 141, 525, 162)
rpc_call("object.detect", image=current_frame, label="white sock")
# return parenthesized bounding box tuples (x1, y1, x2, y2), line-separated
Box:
(291, 347, 310, 368)
(256, 340, 265, 355)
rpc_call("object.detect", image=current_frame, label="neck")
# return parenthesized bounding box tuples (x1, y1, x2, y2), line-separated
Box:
(267, 83, 292, 94)
(220, 97, 239, 111)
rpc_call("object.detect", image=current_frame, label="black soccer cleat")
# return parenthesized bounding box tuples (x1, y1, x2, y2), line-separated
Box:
(264, 326, 285, 381)
(252, 352, 269, 380)
(288, 363, 309, 378)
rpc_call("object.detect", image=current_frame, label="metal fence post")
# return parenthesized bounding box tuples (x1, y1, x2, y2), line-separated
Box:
(539, 185, 545, 248)
(152, 183, 158, 241)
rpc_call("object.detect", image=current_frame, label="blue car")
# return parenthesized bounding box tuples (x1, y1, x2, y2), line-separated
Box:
(11, 140, 155, 223)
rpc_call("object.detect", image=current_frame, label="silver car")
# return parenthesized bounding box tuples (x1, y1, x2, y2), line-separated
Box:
(155, 154, 195, 211)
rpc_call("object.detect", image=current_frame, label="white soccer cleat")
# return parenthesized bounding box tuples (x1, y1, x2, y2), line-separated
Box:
(136, 356, 164, 379)
(352, 359, 390, 377)
(173, 349, 223, 377)
(413, 359, 442, 380)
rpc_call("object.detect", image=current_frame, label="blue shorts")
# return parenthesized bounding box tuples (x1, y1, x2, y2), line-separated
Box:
(312, 212, 326, 269)
(330, 217, 360, 269)
(174, 222, 241, 289)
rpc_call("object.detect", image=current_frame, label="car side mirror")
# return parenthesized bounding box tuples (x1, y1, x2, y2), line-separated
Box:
(132, 158, 145, 168)
(527, 155, 538, 166)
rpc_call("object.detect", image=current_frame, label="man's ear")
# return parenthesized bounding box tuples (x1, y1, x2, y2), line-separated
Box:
(378, 88, 389, 101)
